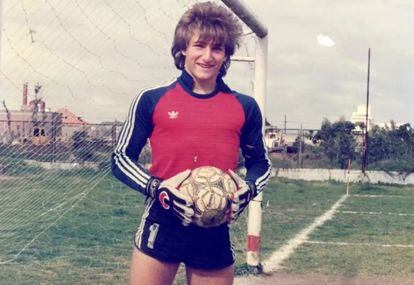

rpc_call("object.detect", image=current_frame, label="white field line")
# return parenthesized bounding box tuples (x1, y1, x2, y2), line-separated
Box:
(338, 210, 414, 217)
(350, 194, 404, 198)
(262, 194, 348, 273)
(306, 240, 414, 249)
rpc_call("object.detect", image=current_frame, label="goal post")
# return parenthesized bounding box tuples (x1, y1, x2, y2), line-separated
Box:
(221, 0, 269, 267)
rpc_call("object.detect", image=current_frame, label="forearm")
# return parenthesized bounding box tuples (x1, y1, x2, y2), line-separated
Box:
(111, 152, 154, 196)
(245, 159, 272, 193)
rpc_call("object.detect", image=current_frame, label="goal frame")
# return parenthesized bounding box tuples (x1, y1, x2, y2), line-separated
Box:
(221, 0, 269, 267)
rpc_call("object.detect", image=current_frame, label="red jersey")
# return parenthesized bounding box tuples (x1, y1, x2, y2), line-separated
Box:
(112, 70, 271, 195)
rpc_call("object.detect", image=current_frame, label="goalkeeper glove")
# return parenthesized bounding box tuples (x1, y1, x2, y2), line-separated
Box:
(227, 169, 258, 223)
(147, 170, 194, 226)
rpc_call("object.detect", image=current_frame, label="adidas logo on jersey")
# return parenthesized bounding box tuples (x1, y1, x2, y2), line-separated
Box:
(168, 111, 179, 119)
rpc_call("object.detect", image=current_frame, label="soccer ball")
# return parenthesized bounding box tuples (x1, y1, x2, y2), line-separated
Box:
(180, 166, 237, 228)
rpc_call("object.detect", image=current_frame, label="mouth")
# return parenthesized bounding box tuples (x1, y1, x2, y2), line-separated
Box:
(197, 63, 215, 69)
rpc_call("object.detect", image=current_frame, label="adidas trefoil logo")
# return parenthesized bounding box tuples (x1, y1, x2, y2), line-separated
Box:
(168, 111, 179, 119)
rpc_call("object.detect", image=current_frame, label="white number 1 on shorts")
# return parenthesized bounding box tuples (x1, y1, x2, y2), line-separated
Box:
(147, 223, 160, 249)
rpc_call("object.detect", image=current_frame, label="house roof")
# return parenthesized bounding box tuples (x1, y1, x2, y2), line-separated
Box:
(57, 107, 89, 125)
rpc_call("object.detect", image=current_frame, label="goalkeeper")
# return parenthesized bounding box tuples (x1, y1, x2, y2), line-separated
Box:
(111, 2, 272, 284)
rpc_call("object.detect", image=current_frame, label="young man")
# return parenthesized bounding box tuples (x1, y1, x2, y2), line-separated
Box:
(112, 2, 272, 284)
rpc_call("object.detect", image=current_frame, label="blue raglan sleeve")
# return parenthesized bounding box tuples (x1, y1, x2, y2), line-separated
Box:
(111, 90, 158, 196)
(237, 94, 272, 192)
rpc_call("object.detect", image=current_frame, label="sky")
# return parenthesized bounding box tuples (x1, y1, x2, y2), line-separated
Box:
(0, 0, 413, 129)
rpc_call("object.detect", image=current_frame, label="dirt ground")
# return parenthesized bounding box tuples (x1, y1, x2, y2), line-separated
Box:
(234, 273, 414, 285)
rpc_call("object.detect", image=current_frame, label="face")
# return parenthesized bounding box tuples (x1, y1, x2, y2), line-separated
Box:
(182, 31, 227, 89)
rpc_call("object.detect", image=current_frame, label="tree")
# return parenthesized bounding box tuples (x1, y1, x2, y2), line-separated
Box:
(392, 123, 414, 157)
(292, 136, 304, 153)
(312, 118, 356, 168)
(367, 125, 390, 162)
(368, 122, 414, 172)
(72, 130, 94, 162)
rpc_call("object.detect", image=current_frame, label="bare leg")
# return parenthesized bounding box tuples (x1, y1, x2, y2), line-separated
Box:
(129, 247, 180, 285)
(185, 264, 234, 285)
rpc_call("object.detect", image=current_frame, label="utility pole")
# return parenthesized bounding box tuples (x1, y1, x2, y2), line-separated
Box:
(362, 48, 371, 173)
(2, 100, 11, 129)
(32, 83, 42, 126)
(297, 124, 303, 168)
(2, 100, 11, 143)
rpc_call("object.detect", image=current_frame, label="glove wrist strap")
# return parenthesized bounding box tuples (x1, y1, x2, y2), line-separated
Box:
(146, 177, 162, 198)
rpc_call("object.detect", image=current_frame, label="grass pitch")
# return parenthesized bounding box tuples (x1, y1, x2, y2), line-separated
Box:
(1, 173, 414, 284)
(276, 182, 414, 278)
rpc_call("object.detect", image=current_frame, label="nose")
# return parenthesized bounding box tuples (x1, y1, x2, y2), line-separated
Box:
(201, 47, 213, 62)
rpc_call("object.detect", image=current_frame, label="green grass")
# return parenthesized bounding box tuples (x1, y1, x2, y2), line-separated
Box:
(0, 171, 138, 285)
(284, 244, 414, 277)
(258, 179, 345, 261)
(279, 182, 414, 278)
(1, 173, 414, 284)
(343, 196, 414, 213)
(310, 212, 414, 244)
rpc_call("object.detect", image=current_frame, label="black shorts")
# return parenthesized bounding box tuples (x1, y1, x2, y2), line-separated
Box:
(134, 198, 235, 270)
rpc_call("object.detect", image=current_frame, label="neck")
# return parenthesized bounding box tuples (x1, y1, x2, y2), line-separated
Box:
(183, 68, 218, 94)
(193, 80, 216, 94)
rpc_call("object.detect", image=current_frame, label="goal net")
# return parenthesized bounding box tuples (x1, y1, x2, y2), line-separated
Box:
(0, 0, 262, 283)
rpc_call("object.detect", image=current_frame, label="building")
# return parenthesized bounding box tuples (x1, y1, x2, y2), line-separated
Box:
(57, 107, 90, 142)
(265, 126, 284, 152)
(0, 83, 62, 144)
(350, 104, 372, 134)
(265, 125, 315, 153)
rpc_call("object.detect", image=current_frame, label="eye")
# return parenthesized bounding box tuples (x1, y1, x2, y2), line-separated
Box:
(193, 42, 206, 48)
(213, 45, 224, 51)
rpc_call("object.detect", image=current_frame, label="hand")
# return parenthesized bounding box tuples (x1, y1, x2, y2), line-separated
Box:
(228, 170, 258, 223)
(151, 170, 194, 226)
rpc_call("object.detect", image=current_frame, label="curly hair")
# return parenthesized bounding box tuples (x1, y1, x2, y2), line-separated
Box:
(171, 2, 243, 77)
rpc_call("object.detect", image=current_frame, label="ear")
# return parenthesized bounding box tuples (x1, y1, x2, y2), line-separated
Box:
(181, 50, 186, 56)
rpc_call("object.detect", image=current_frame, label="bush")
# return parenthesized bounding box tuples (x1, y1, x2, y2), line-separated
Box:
(369, 159, 414, 174)
(0, 158, 44, 176)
